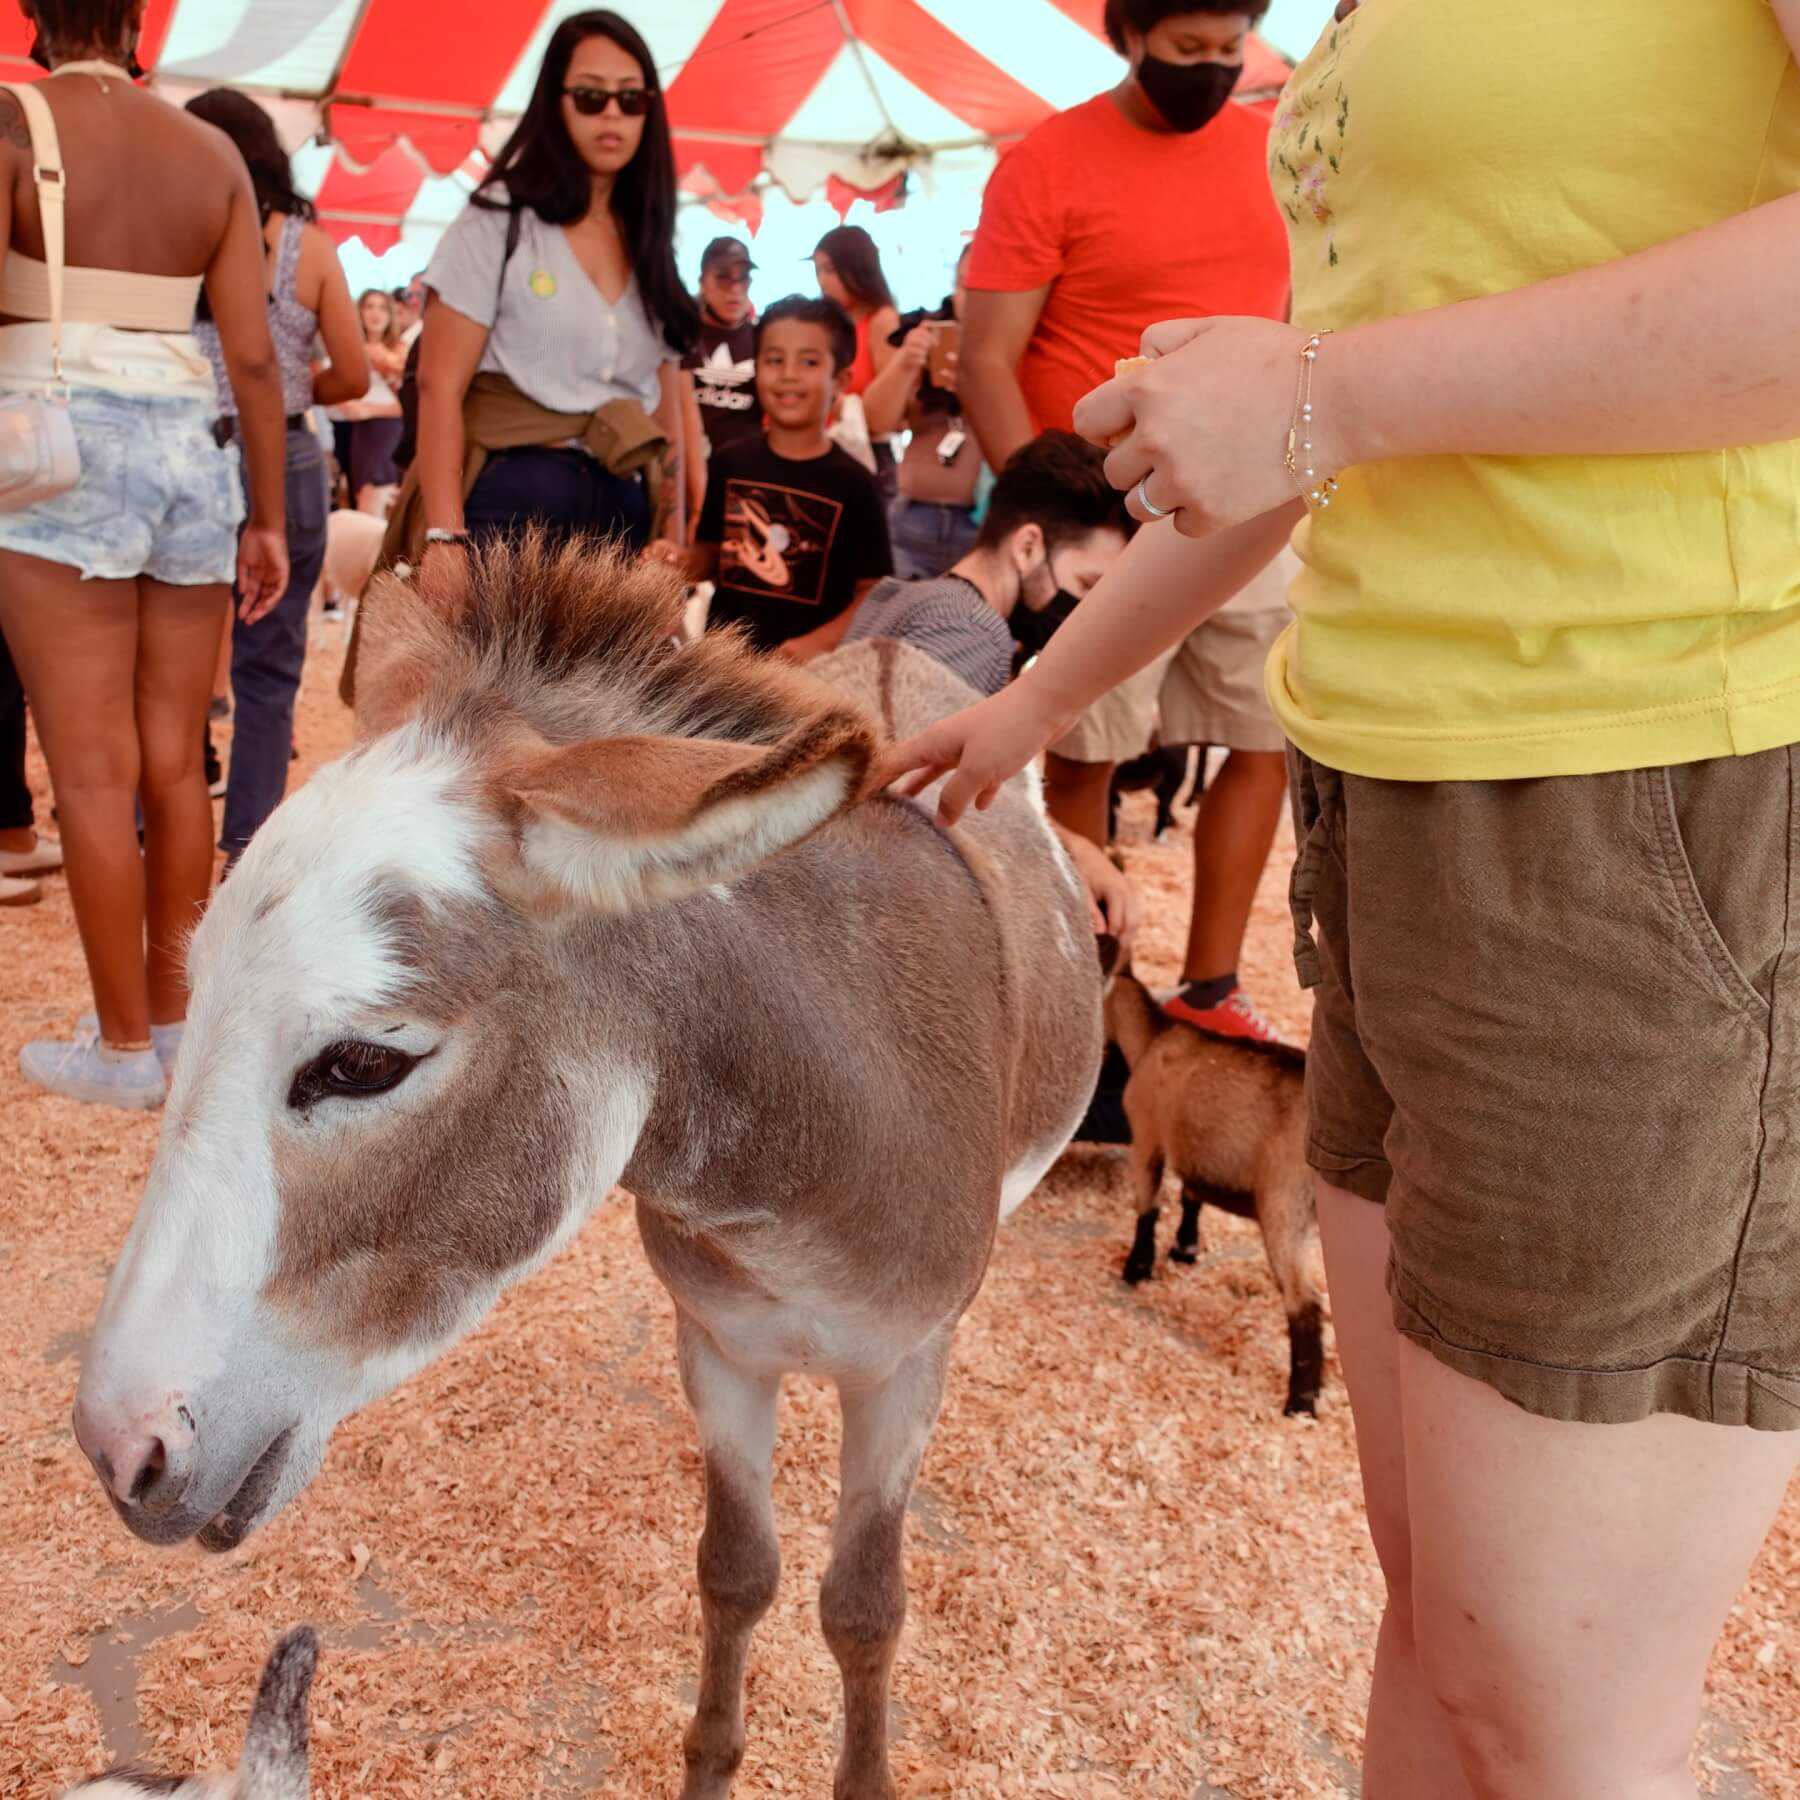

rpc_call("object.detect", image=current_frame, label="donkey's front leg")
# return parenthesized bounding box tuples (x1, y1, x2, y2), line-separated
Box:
(676, 1314, 782, 1800)
(823, 1337, 951, 1800)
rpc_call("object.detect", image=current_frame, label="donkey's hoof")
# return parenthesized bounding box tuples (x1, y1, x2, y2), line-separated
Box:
(1122, 1256, 1155, 1286)
(1168, 1243, 1199, 1266)
(1283, 1391, 1320, 1419)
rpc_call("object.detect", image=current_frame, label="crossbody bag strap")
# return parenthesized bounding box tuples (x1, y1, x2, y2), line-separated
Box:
(4, 82, 68, 386)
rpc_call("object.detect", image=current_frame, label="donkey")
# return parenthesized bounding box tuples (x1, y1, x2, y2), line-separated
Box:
(72, 542, 1103, 1800)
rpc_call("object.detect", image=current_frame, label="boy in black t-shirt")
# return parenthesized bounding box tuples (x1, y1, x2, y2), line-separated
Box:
(647, 296, 892, 659)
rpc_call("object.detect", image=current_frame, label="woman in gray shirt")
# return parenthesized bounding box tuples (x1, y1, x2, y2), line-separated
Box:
(414, 9, 698, 557)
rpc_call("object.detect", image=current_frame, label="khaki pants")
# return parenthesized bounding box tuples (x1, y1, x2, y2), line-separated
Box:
(1052, 548, 1295, 764)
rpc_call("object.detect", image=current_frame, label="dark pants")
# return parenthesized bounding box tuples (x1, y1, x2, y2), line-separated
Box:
(221, 429, 329, 859)
(464, 446, 650, 552)
(0, 621, 30, 831)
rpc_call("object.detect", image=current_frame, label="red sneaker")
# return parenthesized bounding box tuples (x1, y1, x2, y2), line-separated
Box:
(1161, 985, 1281, 1044)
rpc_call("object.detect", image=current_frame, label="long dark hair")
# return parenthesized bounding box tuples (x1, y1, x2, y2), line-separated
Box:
(185, 89, 316, 223)
(476, 9, 698, 357)
(813, 225, 896, 315)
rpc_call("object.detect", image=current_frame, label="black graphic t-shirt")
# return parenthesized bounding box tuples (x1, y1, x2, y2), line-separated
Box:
(698, 439, 893, 652)
(683, 317, 762, 454)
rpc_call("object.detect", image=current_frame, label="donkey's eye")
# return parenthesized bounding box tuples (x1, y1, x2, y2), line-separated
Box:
(288, 1042, 420, 1110)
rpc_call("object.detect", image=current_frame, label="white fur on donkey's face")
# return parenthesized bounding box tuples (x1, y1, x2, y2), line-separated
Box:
(78, 727, 647, 1550)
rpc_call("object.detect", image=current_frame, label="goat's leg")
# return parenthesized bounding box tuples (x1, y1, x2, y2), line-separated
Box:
(676, 1314, 782, 1800)
(1122, 1147, 1165, 1284)
(1170, 1183, 1206, 1265)
(1255, 1177, 1327, 1416)
(823, 1337, 951, 1800)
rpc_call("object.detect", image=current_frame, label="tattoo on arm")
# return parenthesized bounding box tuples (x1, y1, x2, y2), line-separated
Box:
(0, 94, 31, 153)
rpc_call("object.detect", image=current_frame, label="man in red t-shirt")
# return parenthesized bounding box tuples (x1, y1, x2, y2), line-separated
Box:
(963, 0, 1295, 1046)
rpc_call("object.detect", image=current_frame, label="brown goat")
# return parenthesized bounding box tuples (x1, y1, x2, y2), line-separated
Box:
(1104, 970, 1325, 1415)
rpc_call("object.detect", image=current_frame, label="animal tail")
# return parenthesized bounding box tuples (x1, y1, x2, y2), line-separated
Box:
(239, 1627, 317, 1799)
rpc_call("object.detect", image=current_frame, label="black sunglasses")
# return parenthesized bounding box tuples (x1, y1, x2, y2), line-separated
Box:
(563, 85, 654, 118)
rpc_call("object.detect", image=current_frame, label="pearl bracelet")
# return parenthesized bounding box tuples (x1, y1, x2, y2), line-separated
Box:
(1284, 330, 1340, 510)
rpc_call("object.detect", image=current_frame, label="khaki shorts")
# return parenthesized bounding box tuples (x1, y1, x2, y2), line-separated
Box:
(1053, 550, 1295, 765)
(1290, 742, 1800, 1430)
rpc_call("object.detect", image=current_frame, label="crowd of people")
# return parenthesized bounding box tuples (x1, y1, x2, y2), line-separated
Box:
(5, 0, 1800, 1796)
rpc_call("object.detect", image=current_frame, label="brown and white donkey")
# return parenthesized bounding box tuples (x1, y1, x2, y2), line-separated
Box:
(73, 541, 1103, 1800)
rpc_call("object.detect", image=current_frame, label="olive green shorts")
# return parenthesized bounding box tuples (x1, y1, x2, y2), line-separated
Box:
(1289, 743, 1800, 1430)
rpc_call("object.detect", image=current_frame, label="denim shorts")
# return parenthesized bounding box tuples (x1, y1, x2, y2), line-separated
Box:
(0, 386, 244, 584)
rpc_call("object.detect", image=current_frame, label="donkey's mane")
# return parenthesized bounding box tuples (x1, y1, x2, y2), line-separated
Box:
(364, 534, 848, 752)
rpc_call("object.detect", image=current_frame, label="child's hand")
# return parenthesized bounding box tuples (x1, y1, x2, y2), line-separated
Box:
(1055, 826, 1141, 945)
(873, 680, 1074, 827)
(643, 539, 687, 571)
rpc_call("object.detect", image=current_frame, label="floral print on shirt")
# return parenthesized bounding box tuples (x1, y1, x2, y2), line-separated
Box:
(1269, 9, 1359, 270)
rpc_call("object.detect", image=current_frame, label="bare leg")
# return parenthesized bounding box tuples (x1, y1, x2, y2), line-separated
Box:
(0, 554, 148, 1042)
(1043, 751, 1114, 849)
(1317, 1181, 1474, 1799)
(136, 580, 230, 1025)
(676, 1314, 781, 1800)
(1182, 748, 1288, 983)
(824, 1337, 950, 1800)
(1403, 1338, 1800, 1799)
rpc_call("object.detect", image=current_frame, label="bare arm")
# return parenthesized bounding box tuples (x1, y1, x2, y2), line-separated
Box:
(302, 225, 372, 407)
(205, 171, 284, 530)
(203, 165, 288, 619)
(1087, 6, 1800, 537)
(778, 591, 870, 663)
(875, 505, 1300, 821)
(862, 322, 929, 437)
(959, 286, 1048, 469)
(414, 296, 488, 533)
(864, 306, 901, 377)
(677, 369, 708, 531)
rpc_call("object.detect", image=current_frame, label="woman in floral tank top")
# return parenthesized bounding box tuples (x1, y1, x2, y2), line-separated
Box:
(887, 2, 1800, 1792)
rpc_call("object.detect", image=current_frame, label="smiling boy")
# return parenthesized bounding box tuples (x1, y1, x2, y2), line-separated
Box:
(646, 295, 891, 659)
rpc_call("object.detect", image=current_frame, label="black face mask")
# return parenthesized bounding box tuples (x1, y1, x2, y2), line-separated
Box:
(30, 35, 146, 79)
(1012, 565, 1083, 664)
(1137, 55, 1240, 134)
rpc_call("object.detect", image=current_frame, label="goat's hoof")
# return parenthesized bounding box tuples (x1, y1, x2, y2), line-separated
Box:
(1168, 1244, 1198, 1265)
(1284, 1393, 1320, 1418)
(1122, 1258, 1154, 1286)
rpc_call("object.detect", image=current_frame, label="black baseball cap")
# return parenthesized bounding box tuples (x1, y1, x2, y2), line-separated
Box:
(701, 236, 756, 273)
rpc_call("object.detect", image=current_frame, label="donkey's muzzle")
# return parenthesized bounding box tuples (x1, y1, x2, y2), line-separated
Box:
(72, 1395, 193, 1522)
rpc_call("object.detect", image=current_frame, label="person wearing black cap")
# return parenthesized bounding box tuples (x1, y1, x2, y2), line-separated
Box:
(685, 236, 763, 457)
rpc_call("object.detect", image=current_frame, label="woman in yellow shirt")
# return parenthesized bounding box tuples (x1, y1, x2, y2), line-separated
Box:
(885, 2, 1800, 1794)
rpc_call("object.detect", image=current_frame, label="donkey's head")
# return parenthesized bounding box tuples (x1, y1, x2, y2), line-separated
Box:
(75, 540, 875, 1550)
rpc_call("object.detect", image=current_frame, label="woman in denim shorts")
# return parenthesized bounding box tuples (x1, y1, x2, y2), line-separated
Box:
(886, 2, 1800, 1792)
(0, 0, 288, 1110)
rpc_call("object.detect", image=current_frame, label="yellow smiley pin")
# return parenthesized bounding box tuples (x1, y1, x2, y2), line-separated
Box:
(529, 268, 557, 299)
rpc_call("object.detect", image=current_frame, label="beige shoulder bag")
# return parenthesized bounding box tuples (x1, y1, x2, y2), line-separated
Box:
(0, 80, 81, 510)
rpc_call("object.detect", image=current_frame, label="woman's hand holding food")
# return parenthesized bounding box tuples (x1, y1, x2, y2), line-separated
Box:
(1074, 317, 1331, 536)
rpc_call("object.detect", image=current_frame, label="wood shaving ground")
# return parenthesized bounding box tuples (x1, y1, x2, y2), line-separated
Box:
(2, 622, 1793, 1797)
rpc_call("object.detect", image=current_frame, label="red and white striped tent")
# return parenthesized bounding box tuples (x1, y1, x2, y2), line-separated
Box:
(0, 1, 1295, 253)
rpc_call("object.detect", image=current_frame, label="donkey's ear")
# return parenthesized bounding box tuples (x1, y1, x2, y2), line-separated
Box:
(497, 708, 876, 911)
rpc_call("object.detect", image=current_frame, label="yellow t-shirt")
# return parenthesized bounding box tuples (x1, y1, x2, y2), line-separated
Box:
(1265, 0, 1800, 779)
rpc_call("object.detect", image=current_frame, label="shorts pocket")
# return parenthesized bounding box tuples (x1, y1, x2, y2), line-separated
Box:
(1644, 762, 1779, 1018)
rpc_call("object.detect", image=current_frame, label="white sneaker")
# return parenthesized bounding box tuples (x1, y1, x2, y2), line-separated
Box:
(20, 1036, 167, 1109)
(76, 1012, 184, 1079)
(0, 873, 41, 906)
(0, 834, 61, 877)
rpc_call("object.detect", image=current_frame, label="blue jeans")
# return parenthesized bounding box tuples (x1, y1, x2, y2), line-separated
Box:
(888, 495, 979, 581)
(464, 447, 650, 551)
(221, 429, 329, 858)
